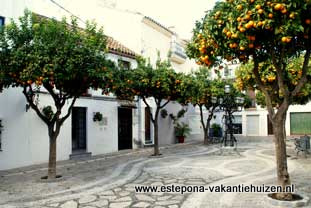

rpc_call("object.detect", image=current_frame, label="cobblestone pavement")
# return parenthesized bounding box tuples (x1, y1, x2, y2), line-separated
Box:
(0, 138, 311, 208)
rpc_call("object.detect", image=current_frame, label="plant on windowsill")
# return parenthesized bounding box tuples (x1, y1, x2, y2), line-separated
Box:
(174, 122, 191, 143)
(93, 112, 103, 122)
(169, 108, 187, 124)
(160, 109, 168, 118)
(42, 106, 54, 121)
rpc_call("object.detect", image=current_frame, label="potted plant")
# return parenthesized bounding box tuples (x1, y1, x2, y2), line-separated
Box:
(93, 112, 103, 122)
(174, 122, 191, 143)
(210, 123, 222, 137)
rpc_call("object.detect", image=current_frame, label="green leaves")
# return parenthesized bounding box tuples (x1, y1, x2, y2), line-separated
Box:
(0, 10, 113, 96)
(112, 57, 182, 103)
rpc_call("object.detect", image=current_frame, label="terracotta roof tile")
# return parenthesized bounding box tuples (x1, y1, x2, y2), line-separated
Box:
(33, 13, 137, 59)
(107, 37, 137, 59)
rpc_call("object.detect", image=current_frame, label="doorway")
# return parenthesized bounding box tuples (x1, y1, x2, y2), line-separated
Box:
(118, 107, 133, 150)
(72, 107, 87, 152)
(145, 107, 152, 144)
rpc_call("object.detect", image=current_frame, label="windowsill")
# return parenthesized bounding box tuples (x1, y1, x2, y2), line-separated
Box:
(245, 107, 257, 111)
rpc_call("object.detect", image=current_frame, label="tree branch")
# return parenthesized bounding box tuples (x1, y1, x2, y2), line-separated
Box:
(23, 85, 50, 125)
(272, 49, 290, 100)
(252, 59, 275, 118)
(43, 82, 60, 108)
(160, 99, 170, 108)
(291, 49, 311, 97)
(142, 97, 155, 123)
(199, 104, 206, 131)
(60, 96, 77, 125)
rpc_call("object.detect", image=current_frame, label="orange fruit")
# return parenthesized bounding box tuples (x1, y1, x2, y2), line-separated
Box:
(232, 43, 238, 48)
(289, 13, 295, 19)
(281, 9, 287, 14)
(274, 3, 282, 10)
(232, 33, 238, 38)
(237, 17, 242, 22)
(240, 46, 245, 51)
(226, 31, 232, 38)
(257, 21, 263, 26)
(281, 37, 288, 43)
(245, 23, 252, 29)
(239, 27, 246, 33)
(286, 37, 291, 43)
(256, 5, 261, 10)
(306, 19, 311, 25)
(268, 13, 273, 18)
(258, 9, 264, 14)
(247, 11, 253, 15)
(237, 5, 243, 10)
(248, 43, 254, 48)
(245, 14, 251, 20)
(250, 36, 256, 41)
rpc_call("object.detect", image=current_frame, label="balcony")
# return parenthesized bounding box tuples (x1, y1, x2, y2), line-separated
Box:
(170, 41, 187, 64)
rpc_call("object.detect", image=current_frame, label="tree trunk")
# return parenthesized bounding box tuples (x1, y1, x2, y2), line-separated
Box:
(203, 127, 209, 145)
(47, 123, 61, 179)
(153, 121, 160, 155)
(199, 105, 209, 145)
(272, 113, 293, 200)
(48, 134, 57, 179)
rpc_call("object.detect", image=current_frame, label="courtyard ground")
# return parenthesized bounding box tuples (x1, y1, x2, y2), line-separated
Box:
(0, 137, 310, 208)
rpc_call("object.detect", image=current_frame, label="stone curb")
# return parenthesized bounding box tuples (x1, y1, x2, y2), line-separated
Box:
(265, 193, 310, 207)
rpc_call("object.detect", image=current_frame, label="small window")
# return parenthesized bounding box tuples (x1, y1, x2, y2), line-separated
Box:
(118, 60, 131, 70)
(232, 115, 242, 134)
(224, 66, 230, 77)
(0, 16, 5, 26)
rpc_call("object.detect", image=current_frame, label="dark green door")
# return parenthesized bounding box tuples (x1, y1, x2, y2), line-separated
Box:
(72, 107, 87, 150)
(118, 108, 133, 150)
(290, 112, 311, 135)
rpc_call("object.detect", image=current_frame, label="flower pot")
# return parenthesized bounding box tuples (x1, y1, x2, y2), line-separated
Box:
(177, 136, 185, 143)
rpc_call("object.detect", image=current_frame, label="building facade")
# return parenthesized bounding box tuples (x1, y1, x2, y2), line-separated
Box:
(209, 62, 311, 138)
(0, 0, 144, 170)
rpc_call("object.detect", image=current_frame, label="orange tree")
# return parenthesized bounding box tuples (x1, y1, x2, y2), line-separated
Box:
(178, 68, 226, 144)
(187, 0, 311, 200)
(0, 11, 114, 179)
(112, 57, 182, 156)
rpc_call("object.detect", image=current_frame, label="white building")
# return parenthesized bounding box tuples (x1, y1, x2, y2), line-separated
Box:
(0, 0, 203, 170)
(209, 62, 311, 138)
(54, 2, 202, 145)
(0, 0, 145, 170)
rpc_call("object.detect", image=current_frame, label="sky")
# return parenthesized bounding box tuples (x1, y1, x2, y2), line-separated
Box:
(41, 0, 217, 39)
(114, 0, 216, 39)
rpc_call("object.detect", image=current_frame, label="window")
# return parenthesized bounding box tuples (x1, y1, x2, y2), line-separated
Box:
(118, 60, 131, 70)
(0, 16, 5, 26)
(232, 115, 242, 134)
(224, 66, 231, 77)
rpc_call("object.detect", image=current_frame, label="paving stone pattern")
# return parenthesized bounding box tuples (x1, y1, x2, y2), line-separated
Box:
(0, 139, 310, 208)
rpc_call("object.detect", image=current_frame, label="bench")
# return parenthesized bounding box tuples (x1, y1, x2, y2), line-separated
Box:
(294, 135, 310, 156)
